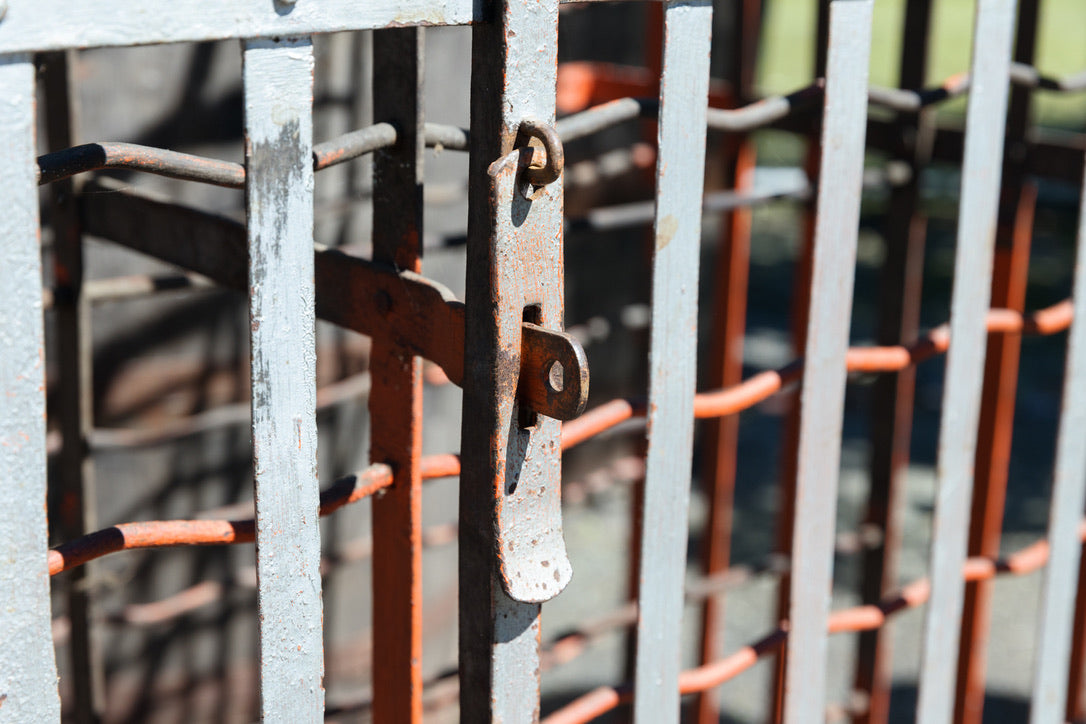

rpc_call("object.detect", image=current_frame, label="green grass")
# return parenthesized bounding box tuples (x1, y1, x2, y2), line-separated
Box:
(758, 0, 1086, 130)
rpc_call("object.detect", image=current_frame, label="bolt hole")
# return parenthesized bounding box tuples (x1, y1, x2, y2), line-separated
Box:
(547, 360, 564, 393)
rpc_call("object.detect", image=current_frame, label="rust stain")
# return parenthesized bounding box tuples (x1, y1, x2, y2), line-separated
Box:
(656, 214, 678, 250)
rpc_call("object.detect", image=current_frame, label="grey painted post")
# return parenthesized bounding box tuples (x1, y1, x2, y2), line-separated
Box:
(783, 1, 873, 721)
(0, 53, 61, 722)
(916, 1, 1018, 722)
(632, 1, 712, 721)
(242, 37, 323, 723)
(1029, 156, 1086, 724)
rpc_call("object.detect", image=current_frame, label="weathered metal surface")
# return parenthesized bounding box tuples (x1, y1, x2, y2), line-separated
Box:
(485, 148, 573, 604)
(631, 1, 712, 721)
(242, 37, 323, 722)
(854, 2, 932, 721)
(460, 0, 570, 712)
(78, 182, 588, 421)
(782, 2, 873, 722)
(1029, 150, 1086, 724)
(369, 27, 425, 724)
(41, 49, 104, 724)
(916, 1, 1017, 721)
(0, 53, 61, 722)
(0, 0, 481, 53)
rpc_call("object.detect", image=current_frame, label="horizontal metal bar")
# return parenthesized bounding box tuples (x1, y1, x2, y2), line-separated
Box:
(543, 526, 1081, 724)
(44, 294, 1075, 582)
(33, 63, 1083, 190)
(0, 0, 481, 53)
(78, 179, 588, 420)
(84, 272, 216, 304)
(48, 464, 396, 576)
(37, 122, 469, 187)
(37, 142, 245, 187)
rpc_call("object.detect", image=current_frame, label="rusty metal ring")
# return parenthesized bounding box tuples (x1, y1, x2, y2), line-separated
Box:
(518, 119, 564, 187)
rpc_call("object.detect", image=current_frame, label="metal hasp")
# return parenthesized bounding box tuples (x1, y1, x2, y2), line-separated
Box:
(242, 37, 324, 722)
(916, 0, 1017, 722)
(782, 1, 873, 721)
(460, 0, 577, 715)
(631, 1, 712, 721)
(0, 53, 62, 723)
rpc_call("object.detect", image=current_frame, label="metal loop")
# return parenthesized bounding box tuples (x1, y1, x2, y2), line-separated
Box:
(517, 119, 564, 187)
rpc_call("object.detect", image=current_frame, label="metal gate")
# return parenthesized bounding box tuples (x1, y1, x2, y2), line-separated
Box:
(3, 0, 1086, 721)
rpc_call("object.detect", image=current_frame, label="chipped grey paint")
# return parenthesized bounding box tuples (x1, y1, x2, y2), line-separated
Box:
(0, 53, 61, 722)
(782, 1, 873, 721)
(242, 37, 323, 723)
(1029, 146, 1086, 724)
(0, 0, 481, 54)
(632, 2, 712, 722)
(916, 1, 1018, 721)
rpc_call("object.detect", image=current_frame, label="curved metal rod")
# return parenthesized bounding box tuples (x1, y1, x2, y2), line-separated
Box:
(32, 60, 1083, 189)
(46, 298, 1072, 577)
(542, 524, 1081, 724)
(36, 121, 470, 187)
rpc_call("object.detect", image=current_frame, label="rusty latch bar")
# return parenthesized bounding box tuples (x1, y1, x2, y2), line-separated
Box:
(77, 179, 589, 422)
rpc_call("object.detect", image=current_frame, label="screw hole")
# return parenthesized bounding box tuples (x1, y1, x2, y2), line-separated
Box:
(547, 360, 564, 393)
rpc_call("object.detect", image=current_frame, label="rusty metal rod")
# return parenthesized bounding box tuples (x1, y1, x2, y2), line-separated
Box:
(542, 525, 1086, 724)
(32, 63, 1083, 189)
(44, 299, 1072, 578)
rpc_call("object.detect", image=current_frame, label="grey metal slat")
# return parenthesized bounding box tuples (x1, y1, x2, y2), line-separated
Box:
(460, 0, 569, 715)
(631, 1, 712, 721)
(1029, 154, 1086, 724)
(0, 0, 479, 54)
(915, 1, 1018, 721)
(783, 1, 874, 721)
(0, 53, 61, 723)
(242, 37, 323, 723)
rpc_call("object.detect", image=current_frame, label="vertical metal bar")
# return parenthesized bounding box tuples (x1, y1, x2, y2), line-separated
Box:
(696, 5, 762, 720)
(914, 2, 1017, 721)
(771, 4, 831, 717)
(40, 50, 104, 724)
(1065, 544, 1086, 722)
(242, 37, 323, 723)
(1029, 145, 1086, 724)
(631, 1, 712, 721)
(370, 27, 424, 724)
(0, 52, 62, 722)
(955, 3, 1040, 721)
(461, 0, 569, 718)
(781, 2, 873, 722)
(696, 140, 755, 724)
(853, 2, 933, 721)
